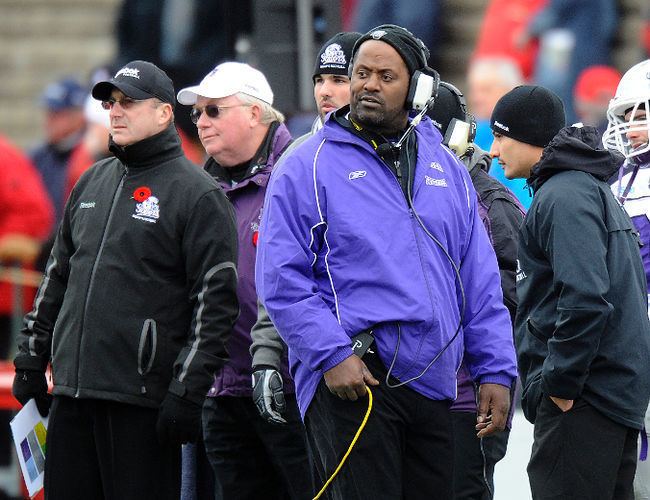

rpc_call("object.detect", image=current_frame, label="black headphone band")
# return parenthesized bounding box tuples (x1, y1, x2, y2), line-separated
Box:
(438, 81, 467, 115)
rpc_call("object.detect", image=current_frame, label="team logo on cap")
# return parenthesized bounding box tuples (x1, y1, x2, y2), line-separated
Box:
(370, 30, 387, 40)
(321, 43, 347, 67)
(116, 67, 140, 79)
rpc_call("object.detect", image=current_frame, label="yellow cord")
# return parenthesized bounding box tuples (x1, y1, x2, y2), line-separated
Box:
(312, 386, 374, 500)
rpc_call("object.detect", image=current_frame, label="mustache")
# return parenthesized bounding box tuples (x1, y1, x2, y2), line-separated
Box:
(357, 93, 384, 105)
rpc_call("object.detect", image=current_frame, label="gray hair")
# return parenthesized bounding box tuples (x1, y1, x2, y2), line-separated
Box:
(235, 93, 285, 124)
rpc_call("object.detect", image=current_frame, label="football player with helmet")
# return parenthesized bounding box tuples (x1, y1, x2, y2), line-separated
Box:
(603, 58, 650, 499)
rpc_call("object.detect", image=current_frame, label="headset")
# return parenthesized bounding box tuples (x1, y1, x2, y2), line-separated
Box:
(349, 24, 440, 113)
(436, 82, 477, 157)
(405, 31, 440, 112)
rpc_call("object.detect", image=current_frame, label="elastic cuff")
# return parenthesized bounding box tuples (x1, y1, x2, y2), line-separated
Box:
(251, 349, 282, 371)
(14, 356, 48, 372)
(321, 347, 354, 373)
(478, 374, 514, 388)
(541, 376, 581, 400)
(167, 379, 204, 405)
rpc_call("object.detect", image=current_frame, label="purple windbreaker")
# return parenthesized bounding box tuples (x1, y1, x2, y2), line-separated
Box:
(206, 123, 294, 397)
(255, 115, 517, 418)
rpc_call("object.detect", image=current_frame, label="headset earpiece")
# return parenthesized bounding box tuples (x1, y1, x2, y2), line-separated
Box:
(407, 70, 436, 111)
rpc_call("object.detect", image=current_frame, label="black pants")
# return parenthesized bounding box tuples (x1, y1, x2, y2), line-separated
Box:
(528, 396, 638, 500)
(452, 411, 509, 500)
(44, 396, 181, 500)
(305, 351, 454, 500)
(202, 394, 313, 500)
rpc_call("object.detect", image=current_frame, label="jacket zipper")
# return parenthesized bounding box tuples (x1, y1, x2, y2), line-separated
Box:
(378, 152, 438, 372)
(75, 170, 127, 397)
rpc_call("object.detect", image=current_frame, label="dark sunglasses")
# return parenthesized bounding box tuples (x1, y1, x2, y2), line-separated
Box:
(189, 104, 248, 124)
(101, 97, 148, 110)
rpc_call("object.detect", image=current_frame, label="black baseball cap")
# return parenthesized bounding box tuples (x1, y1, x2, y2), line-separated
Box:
(92, 60, 175, 108)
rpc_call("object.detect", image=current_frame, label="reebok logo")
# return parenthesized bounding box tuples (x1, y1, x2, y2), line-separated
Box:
(348, 170, 367, 180)
(493, 121, 510, 132)
(79, 202, 96, 209)
(115, 67, 140, 79)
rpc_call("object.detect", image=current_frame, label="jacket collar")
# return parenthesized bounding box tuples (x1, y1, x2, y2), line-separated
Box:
(205, 121, 292, 191)
(109, 124, 184, 170)
(323, 105, 442, 153)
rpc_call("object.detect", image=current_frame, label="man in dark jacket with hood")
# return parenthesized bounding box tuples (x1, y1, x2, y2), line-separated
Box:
(11, 61, 240, 500)
(490, 84, 650, 499)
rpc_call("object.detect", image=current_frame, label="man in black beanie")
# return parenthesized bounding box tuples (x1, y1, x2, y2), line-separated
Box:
(256, 23, 517, 499)
(490, 85, 565, 180)
(492, 85, 650, 498)
(312, 31, 362, 129)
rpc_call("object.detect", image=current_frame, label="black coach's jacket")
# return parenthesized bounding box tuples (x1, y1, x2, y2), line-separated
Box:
(14, 125, 239, 408)
(516, 125, 650, 429)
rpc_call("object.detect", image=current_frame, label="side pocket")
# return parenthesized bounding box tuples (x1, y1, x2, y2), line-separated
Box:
(137, 319, 158, 377)
(527, 318, 550, 343)
(521, 372, 543, 423)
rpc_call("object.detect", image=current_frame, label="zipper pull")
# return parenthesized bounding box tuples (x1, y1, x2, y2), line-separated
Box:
(395, 159, 402, 181)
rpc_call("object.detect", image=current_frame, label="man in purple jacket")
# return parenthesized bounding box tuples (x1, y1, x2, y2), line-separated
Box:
(256, 25, 517, 499)
(177, 62, 312, 500)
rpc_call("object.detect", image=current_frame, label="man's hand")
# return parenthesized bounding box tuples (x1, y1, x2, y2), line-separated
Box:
(323, 355, 379, 401)
(252, 368, 287, 424)
(12, 369, 51, 417)
(550, 396, 574, 412)
(156, 393, 202, 445)
(475, 383, 510, 438)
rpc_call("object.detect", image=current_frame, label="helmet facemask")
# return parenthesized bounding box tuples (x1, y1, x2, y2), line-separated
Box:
(603, 100, 650, 163)
(602, 59, 650, 164)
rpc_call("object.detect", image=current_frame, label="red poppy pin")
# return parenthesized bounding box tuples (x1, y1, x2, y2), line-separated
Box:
(133, 186, 152, 203)
(252, 231, 259, 247)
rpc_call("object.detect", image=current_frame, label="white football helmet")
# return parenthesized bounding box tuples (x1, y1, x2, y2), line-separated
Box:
(602, 59, 650, 161)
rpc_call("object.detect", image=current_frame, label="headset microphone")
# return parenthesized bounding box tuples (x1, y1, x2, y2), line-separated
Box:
(376, 95, 437, 157)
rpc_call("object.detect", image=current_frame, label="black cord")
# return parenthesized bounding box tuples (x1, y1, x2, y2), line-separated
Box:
(384, 141, 466, 389)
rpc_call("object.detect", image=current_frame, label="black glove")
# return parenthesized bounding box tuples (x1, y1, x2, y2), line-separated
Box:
(252, 368, 287, 424)
(156, 393, 202, 445)
(12, 369, 51, 418)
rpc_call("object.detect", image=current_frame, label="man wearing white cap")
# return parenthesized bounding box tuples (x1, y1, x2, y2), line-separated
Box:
(178, 62, 312, 499)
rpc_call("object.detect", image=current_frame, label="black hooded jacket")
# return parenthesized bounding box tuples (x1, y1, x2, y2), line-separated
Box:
(516, 126, 650, 429)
